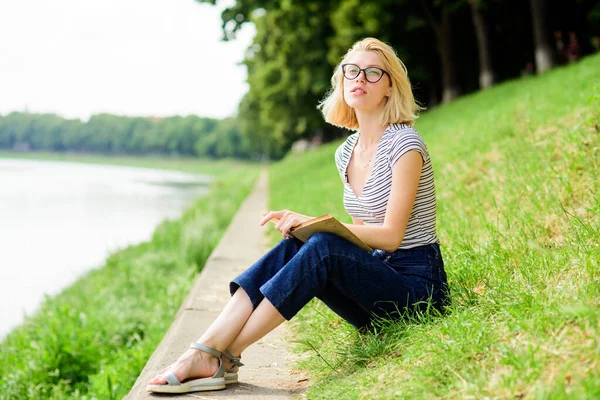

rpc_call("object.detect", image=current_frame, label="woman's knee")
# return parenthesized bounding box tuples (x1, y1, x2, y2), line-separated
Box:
(305, 232, 340, 248)
(267, 236, 303, 257)
(304, 232, 352, 257)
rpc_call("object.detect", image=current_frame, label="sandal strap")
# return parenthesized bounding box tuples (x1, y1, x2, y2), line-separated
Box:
(189, 342, 226, 379)
(222, 349, 244, 367)
(162, 370, 181, 386)
(189, 342, 222, 358)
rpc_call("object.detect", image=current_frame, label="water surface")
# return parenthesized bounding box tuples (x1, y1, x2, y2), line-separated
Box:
(0, 158, 210, 338)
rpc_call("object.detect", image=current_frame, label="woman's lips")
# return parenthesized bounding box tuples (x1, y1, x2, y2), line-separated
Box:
(351, 85, 367, 94)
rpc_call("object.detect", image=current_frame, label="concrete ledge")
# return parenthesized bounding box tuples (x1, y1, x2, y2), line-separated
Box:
(126, 171, 307, 399)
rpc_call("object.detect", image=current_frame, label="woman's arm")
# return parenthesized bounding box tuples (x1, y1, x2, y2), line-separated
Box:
(342, 150, 422, 252)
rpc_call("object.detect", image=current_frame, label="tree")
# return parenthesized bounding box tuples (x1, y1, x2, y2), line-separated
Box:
(469, 0, 495, 88)
(530, 0, 555, 73)
(0, 112, 250, 159)
(420, 0, 463, 102)
(207, 0, 340, 158)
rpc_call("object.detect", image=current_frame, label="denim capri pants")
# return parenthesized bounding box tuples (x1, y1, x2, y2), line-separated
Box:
(230, 232, 449, 329)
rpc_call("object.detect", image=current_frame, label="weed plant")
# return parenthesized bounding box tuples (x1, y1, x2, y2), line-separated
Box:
(0, 162, 259, 399)
(268, 54, 599, 399)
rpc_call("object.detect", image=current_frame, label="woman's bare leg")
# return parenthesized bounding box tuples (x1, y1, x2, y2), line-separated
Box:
(196, 287, 254, 349)
(149, 288, 252, 384)
(225, 297, 285, 358)
(148, 288, 284, 384)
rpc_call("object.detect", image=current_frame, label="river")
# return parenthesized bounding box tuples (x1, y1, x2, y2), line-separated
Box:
(0, 157, 211, 338)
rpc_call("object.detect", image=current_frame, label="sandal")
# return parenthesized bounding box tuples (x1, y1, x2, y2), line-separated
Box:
(223, 349, 244, 384)
(146, 343, 227, 393)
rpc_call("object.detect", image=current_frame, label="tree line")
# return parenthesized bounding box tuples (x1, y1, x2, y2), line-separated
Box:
(2, 0, 598, 160)
(0, 112, 256, 159)
(204, 0, 600, 158)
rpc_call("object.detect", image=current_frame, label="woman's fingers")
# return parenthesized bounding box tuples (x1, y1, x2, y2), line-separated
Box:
(259, 212, 270, 226)
(260, 210, 313, 240)
(261, 210, 299, 236)
(260, 210, 283, 226)
(275, 212, 293, 231)
(260, 209, 294, 226)
(279, 217, 301, 238)
(274, 216, 285, 231)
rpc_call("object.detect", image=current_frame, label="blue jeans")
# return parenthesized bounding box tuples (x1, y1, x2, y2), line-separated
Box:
(230, 232, 449, 329)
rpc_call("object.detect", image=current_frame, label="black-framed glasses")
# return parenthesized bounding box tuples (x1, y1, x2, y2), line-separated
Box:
(341, 63, 389, 83)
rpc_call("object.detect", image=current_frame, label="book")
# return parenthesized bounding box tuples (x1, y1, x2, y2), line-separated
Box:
(268, 214, 373, 252)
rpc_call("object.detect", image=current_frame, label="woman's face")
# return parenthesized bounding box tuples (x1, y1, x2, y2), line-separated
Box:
(342, 50, 391, 113)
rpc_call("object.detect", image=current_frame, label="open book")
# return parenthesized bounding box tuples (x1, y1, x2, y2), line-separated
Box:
(269, 214, 372, 252)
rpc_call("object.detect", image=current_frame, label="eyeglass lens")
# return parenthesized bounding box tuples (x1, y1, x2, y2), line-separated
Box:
(343, 64, 384, 83)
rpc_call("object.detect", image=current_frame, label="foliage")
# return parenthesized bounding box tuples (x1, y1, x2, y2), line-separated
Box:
(0, 112, 255, 160)
(5, 2, 598, 160)
(237, 1, 339, 158)
(199, 0, 599, 158)
(268, 53, 600, 398)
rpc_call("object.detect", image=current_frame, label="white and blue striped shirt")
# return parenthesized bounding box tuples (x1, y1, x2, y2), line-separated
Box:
(334, 123, 439, 250)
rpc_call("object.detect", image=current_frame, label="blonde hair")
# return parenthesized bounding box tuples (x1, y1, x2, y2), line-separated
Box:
(318, 37, 423, 130)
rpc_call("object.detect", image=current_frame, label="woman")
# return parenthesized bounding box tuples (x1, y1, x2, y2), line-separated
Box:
(147, 37, 448, 394)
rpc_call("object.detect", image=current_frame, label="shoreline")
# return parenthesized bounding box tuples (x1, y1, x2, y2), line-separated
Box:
(0, 150, 252, 177)
(0, 157, 213, 339)
(0, 153, 260, 398)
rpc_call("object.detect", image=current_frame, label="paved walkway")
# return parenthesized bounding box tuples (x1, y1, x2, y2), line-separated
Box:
(127, 170, 308, 399)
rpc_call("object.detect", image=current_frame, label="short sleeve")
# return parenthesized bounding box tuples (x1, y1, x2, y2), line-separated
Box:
(388, 127, 429, 168)
(334, 142, 346, 181)
(334, 133, 357, 182)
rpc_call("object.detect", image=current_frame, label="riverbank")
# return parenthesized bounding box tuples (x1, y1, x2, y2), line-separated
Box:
(0, 150, 249, 176)
(0, 154, 260, 399)
(0, 157, 218, 338)
(2, 51, 598, 399)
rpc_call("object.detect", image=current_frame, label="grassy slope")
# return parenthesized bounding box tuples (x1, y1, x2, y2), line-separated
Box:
(268, 54, 600, 399)
(0, 157, 260, 399)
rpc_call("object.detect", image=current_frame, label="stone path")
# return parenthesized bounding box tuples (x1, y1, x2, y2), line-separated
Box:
(127, 170, 308, 399)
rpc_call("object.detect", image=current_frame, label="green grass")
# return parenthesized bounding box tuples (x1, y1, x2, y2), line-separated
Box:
(0, 156, 260, 399)
(268, 53, 600, 399)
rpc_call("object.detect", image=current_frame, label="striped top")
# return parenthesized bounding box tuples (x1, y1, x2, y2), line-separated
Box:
(334, 123, 438, 250)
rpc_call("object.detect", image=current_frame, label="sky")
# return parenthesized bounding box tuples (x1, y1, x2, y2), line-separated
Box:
(0, 0, 255, 121)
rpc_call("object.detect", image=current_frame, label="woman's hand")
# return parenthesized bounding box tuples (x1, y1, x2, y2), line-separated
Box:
(260, 210, 313, 239)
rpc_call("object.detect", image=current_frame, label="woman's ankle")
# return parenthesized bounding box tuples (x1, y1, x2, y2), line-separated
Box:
(222, 348, 244, 370)
(187, 348, 221, 376)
